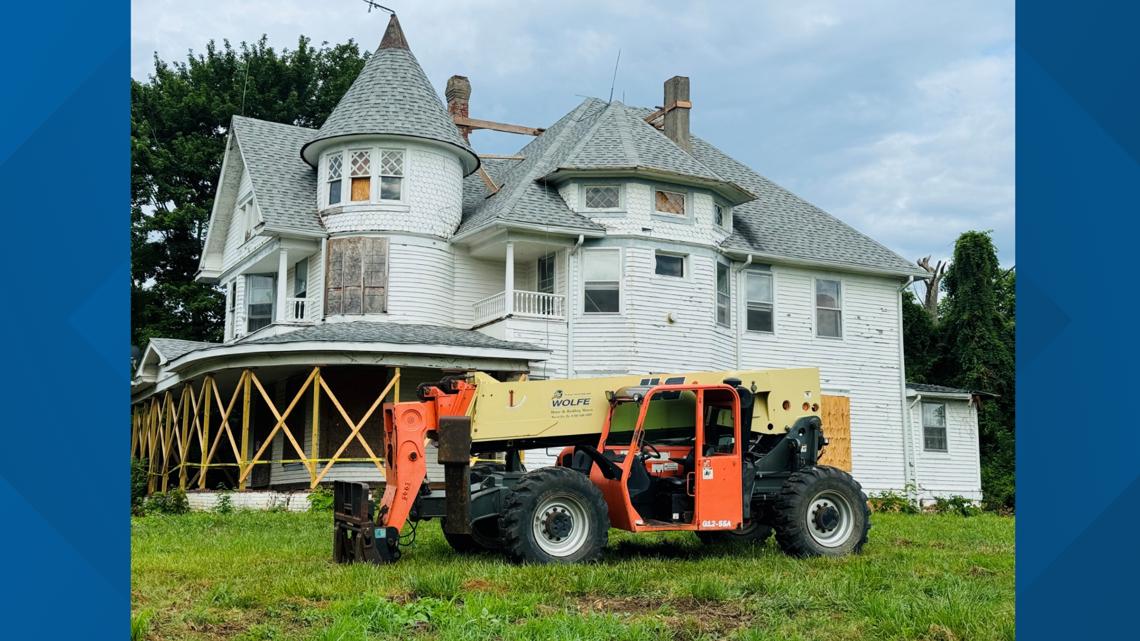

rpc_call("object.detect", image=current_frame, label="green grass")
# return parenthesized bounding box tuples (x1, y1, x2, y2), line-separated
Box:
(131, 511, 1013, 640)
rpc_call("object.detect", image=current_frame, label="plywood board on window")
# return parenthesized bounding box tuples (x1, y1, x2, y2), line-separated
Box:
(351, 177, 370, 201)
(818, 395, 851, 471)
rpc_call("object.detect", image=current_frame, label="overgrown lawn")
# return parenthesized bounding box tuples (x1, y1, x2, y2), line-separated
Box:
(131, 511, 1013, 640)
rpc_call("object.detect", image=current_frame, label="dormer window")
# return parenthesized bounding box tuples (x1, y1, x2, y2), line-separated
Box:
(655, 189, 686, 216)
(714, 202, 732, 230)
(380, 149, 404, 200)
(326, 154, 343, 205)
(349, 150, 371, 201)
(583, 184, 621, 211)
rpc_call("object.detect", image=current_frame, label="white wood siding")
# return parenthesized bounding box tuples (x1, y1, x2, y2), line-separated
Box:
(737, 266, 907, 494)
(908, 397, 983, 502)
(452, 249, 506, 328)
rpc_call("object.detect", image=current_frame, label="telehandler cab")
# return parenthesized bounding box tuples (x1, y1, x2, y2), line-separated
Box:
(333, 368, 870, 564)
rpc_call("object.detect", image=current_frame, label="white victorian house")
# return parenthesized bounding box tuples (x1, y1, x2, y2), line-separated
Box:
(131, 14, 982, 503)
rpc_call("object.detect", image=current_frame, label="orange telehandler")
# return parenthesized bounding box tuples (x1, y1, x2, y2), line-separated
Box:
(333, 368, 869, 564)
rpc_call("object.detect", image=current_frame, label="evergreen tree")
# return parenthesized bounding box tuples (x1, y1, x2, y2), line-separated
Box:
(131, 36, 368, 347)
(938, 231, 1016, 510)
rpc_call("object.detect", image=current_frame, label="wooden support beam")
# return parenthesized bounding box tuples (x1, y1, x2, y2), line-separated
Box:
(238, 370, 252, 490)
(240, 369, 318, 485)
(179, 385, 192, 490)
(311, 373, 399, 487)
(453, 115, 545, 136)
(478, 154, 525, 160)
(477, 166, 500, 194)
(643, 99, 693, 128)
(311, 368, 321, 479)
(199, 377, 212, 490)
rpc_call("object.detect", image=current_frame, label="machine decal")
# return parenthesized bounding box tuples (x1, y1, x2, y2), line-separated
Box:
(702, 460, 714, 479)
(701, 520, 733, 528)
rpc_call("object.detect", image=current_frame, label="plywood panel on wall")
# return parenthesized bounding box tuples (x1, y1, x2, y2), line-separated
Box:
(818, 395, 851, 471)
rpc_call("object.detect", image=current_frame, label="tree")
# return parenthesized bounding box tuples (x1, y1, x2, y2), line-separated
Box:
(131, 36, 368, 347)
(938, 231, 1016, 510)
(902, 290, 938, 382)
(915, 255, 948, 320)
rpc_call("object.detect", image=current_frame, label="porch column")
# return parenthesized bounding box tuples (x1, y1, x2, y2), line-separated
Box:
(504, 241, 515, 316)
(275, 247, 289, 323)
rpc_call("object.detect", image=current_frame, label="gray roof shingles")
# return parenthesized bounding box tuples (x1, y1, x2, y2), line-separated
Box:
(244, 322, 541, 352)
(301, 21, 475, 171)
(149, 338, 217, 362)
(231, 116, 323, 235)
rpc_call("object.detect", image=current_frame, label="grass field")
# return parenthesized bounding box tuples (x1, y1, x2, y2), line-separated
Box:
(131, 511, 1014, 641)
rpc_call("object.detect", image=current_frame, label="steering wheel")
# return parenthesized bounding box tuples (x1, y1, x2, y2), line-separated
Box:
(640, 443, 661, 459)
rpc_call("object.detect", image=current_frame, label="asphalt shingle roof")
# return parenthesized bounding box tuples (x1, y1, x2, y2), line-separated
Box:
(231, 116, 323, 235)
(149, 338, 217, 362)
(907, 382, 979, 395)
(300, 15, 476, 173)
(244, 322, 541, 352)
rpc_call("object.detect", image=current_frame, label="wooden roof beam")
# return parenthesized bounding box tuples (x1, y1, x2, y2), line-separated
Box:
(644, 99, 693, 129)
(454, 115, 545, 136)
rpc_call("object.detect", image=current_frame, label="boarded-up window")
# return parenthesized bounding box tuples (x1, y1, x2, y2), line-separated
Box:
(325, 237, 388, 315)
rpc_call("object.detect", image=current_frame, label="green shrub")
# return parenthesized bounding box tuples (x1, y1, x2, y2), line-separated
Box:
(308, 486, 334, 512)
(131, 458, 149, 512)
(215, 489, 234, 515)
(931, 495, 982, 517)
(868, 489, 921, 514)
(143, 488, 190, 515)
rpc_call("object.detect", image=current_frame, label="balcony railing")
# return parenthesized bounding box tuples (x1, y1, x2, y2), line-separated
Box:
(473, 290, 565, 326)
(285, 297, 310, 322)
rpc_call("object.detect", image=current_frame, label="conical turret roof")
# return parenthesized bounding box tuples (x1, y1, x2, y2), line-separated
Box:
(300, 14, 478, 175)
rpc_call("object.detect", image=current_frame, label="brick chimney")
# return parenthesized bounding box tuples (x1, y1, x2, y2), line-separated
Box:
(446, 75, 472, 140)
(663, 76, 691, 152)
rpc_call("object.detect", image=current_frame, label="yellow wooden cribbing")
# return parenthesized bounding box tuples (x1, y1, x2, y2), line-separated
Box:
(239, 368, 318, 484)
(238, 371, 252, 490)
(199, 376, 213, 489)
(311, 372, 398, 487)
(311, 367, 321, 477)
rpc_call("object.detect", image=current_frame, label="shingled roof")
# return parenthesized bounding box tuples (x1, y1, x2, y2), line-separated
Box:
(231, 116, 323, 235)
(459, 97, 921, 277)
(299, 14, 478, 175)
(243, 321, 540, 352)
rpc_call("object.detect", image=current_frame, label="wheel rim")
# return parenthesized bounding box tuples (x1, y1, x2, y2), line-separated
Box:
(531, 494, 590, 557)
(806, 490, 855, 548)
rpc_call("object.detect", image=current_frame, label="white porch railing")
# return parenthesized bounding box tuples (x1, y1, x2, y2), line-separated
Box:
(285, 297, 310, 322)
(473, 290, 565, 326)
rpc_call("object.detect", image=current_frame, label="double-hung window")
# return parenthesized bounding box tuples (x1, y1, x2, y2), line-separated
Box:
(537, 253, 556, 294)
(815, 279, 842, 338)
(746, 269, 774, 332)
(583, 249, 620, 314)
(326, 154, 343, 205)
(716, 262, 730, 327)
(922, 402, 948, 452)
(246, 274, 275, 333)
(379, 149, 404, 201)
(349, 149, 371, 201)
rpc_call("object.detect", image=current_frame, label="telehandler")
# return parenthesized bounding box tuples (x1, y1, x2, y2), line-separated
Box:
(332, 368, 870, 564)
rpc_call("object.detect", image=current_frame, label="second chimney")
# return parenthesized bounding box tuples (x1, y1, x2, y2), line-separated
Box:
(446, 75, 472, 140)
(663, 76, 691, 152)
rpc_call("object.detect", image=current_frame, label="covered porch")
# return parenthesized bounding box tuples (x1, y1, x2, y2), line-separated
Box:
(465, 231, 576, 327)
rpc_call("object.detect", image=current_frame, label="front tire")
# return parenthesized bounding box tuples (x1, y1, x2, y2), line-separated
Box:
(499, 466, 609, 564)
(773, 466, 870, 557)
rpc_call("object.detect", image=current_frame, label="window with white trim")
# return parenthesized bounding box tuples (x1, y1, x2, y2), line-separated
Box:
(716, 262, 730, 327)
(379, 149, 404, 201)
(583, 184, 621, 210)
(654, 252, 686, 278)
(294, 257, 308, 299)
(246, 274, 275, 333)
(655, 189, 686, 216)
(922, 402, 948, 451)
(349, 149, 371, 201)
(583, 249, 620, 314)
(326, 153, 343, 205)
(714, 202, 732, 229)
(815, 278, 842, 338)
(746, 270, 774, 332)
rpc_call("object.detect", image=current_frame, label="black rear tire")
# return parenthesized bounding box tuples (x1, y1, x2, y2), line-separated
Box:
(696, 520, 773, 546)
(773, 466, 870, 557)
(499, 466, 609, 564)
(441, 516, 502, 554)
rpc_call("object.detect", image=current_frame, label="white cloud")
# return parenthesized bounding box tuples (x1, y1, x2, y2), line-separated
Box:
(131, 0, 1015, 264)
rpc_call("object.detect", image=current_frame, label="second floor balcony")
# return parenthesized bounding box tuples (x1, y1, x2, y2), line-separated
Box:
(474, 289, 566, 326)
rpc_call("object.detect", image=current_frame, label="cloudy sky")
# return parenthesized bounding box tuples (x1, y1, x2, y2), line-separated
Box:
(132, 0, 1014, 266)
